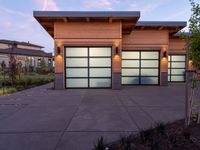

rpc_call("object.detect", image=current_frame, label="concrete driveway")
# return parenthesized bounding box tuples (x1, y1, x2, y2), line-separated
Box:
(0, 83, 199, 150)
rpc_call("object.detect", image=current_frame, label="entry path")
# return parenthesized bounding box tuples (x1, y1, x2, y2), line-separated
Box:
(0, 83, 198, 150)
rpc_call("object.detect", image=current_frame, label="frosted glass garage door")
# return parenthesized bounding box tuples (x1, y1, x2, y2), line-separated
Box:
(122, 51, 160, 85)
(65, 47, 112, 88)
(168, 55, 186, 82)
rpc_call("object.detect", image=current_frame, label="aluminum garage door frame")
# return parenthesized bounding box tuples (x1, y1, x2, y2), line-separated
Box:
(168, 54, 186, 82)
(122, 50, 160, 85)
(64, 46, 112, 89)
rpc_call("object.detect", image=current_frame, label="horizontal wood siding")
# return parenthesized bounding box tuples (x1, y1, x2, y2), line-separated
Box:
(169, 38, 186, 51)
(54, 22, 121, 39)
(122, 30, 169, 49)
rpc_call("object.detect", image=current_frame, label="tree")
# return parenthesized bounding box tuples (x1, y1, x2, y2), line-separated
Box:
(17, 61, 23, 80)
(8, 54, 17, 85)
(39, 57, 47, 69)
(185, 0, 200, 127)
(189, 0, 200, 69)
(0, 61, 6, 95)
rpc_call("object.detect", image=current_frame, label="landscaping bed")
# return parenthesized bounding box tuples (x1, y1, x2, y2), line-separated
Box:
(94, 120, 200, 150)
(0, 74, 54, 96)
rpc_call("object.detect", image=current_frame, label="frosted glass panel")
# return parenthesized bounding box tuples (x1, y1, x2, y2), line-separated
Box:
(90, 79, 111, 87)
(122, 69, 139, 76)
(66, 48, 88, 57)
(141, 69, 159, 76)
(141, 60, 159, 67)
(122, 60, 139, 67)
(168, 56, 171, 61)
(89, 47, 111, 56)
(141, 52, 159, 59)
(66, 68, 88, 77)
(171, 55, 185, 61)
(171, 69, 185, 75)
(66, 79, 88, 87)
(66, 58, 88, 67)
(171, 62, 185, 68)
(168, 76, 170, 81)
(90, 68, 111, 77)
(171, 76, 185, 81)
(141, 77, 158, 84)
(122, 52, 139, 59)
(90, 58, 111, 67)
(122, 77, 139, 84)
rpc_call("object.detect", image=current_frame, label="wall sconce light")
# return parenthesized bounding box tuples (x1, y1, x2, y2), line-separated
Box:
(115, 47, 119, 55)
(57, 47, 61, 55)
(163, 51, 167, 58)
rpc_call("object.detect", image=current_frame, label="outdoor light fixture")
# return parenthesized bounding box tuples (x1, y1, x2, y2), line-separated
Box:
(115, 47, 119, 55)
(57, 47, 61, 55)
(163, 51, 167, 58)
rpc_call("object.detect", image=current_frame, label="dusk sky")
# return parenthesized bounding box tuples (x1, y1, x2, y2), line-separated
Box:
(0, 0, 193, 53)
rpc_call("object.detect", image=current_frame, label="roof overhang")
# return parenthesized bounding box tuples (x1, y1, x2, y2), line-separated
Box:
(135, 21, 187, 35)
(33, 11, 141, 37)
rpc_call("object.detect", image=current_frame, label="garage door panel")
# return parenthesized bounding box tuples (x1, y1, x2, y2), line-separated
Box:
(89, 68, 111, 77)
(122, 60, 139, 67)
(66, 58, 88, 67)
(141, 60, 159, 67)
(89, 58, 111, 67)
(141, 77, 159, 84)
(122, 52, 139, 59)
(171, 55, 186, 61)
(90, 78, 111, 87)
(65, 47, 112, 88)
(171, 76, 185, 82)
(66, 79, 88, 88)
(141, 52, 159, 59)
(171, 62, 185, 68)
(122, 69, 139, 76)
(168, 55, 186, 82)
(122, 51, 160, 85)
(89, 47, 111, 56)
(141, 69, 159, 76)
(122, 77, 139, 84)
(66, 47, 88, 57)
(171, 69, 185, 75)
(66, 68, 88, 77)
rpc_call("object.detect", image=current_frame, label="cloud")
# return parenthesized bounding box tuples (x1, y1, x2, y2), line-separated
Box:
(35, 0, 60, 11)
(83, 0, 119, 10)
(165, 9, 189, 21)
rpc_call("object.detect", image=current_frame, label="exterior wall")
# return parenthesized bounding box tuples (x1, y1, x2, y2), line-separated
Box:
(17, 45, 41, 50)
(122, 30, 169, 86)
(0, 54, 9, 67)
(0, 43, 9, 49)
(169, 38, 186, 53)
(54, 22, 122, 89)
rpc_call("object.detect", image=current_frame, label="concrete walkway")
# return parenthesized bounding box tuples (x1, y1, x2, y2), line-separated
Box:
(0, 83, 199, 150)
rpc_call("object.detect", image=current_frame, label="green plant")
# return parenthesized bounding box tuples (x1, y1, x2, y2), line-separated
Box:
(139, 127, 154, 143)
(155, 123, 166, 136)
(119, 135, 135, 150)
(94, 136, 106, 150)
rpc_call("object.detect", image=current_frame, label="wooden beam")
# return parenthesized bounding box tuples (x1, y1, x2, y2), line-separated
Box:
(86, 17, 90, 22)
(109, 17, 112, 23)
(159, 26, 164, 30)
(63, 17, 68, 23)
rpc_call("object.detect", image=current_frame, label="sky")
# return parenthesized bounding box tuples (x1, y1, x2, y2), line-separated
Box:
(0, 0, 194, 53)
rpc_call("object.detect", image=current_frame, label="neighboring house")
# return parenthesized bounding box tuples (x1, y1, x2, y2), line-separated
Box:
(34, 11, 191, 89)
(0, 39, 53, 69)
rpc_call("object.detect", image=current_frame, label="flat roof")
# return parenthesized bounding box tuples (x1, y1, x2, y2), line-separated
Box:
(0, 48, 52, 57)
(136, 21, 187, 27)
(34, 11, 141, 37)
(135, 21, 187, 34)
(0, 39, 44, 48)
(33, 11, 187, 37)
(33, 11, 141, 18)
